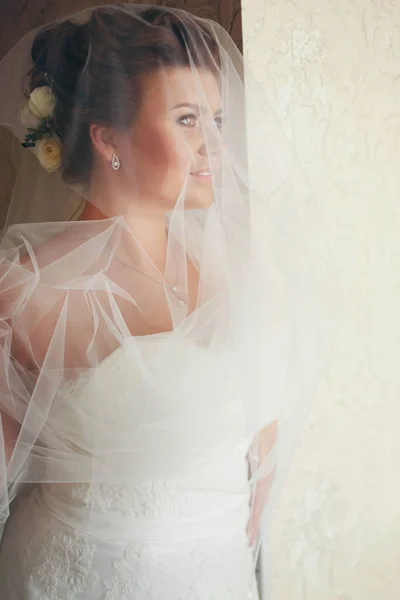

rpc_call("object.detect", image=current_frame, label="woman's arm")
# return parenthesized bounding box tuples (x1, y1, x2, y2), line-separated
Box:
(247, 420, 277, 546)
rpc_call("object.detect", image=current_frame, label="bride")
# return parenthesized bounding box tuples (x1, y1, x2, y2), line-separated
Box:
(0, 4, 333, 599)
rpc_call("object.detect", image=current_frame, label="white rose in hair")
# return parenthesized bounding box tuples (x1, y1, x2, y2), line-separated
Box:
(35, 136, 62, 173)
(28, 86, 56, 119)
(20, 101, 41, 128)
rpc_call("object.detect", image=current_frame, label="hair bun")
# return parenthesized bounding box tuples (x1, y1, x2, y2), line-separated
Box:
(63, 22, 89, 70)
(30, 21, 89, 82)
(31, 28, 52, 71)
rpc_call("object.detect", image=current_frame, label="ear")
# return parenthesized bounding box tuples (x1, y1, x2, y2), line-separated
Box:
(89, 124, 117, 163)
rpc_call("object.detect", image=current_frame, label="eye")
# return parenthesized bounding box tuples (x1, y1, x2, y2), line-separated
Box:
(178, 113, 199, 128)
(213, 115, 224, 130)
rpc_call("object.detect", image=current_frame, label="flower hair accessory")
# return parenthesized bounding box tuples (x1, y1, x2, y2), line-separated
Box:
(21, 83, 62, 173)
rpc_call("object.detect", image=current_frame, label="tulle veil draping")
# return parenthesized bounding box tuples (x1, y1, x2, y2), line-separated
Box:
(0, 3, 339, 588)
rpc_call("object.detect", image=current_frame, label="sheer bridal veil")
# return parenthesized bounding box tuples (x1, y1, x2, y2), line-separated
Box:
(0, 2, 339, 586)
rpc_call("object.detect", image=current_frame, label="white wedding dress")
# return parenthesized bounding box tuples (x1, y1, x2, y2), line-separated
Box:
(0, 336, 258, 600)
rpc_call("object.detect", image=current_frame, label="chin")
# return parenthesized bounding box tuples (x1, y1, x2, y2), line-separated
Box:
(184, 190, 214, 210)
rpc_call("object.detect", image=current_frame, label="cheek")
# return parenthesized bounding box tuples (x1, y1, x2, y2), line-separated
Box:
(136, 124, 190, 172)
(123, 122, 199, 207)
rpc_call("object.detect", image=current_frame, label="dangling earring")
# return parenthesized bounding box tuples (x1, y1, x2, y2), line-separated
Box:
(112, 154, 120, 171)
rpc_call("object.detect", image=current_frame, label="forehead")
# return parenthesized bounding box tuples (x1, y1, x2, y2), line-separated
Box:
(139, 67, 222, 112)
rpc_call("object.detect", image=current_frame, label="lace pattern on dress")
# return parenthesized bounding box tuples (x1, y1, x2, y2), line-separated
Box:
(103, 544, 169, 600)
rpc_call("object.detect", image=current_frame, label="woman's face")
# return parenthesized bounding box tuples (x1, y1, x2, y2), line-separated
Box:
(116, 67, 222, 212)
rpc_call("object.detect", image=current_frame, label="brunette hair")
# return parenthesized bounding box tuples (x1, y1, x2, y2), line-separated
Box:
(28, 6, 220, 184)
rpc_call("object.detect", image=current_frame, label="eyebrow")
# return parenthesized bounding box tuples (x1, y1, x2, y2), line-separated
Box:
(171, 102, 222, 115)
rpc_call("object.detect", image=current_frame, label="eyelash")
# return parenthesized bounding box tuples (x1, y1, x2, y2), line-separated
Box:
(178, 113, 223, 130)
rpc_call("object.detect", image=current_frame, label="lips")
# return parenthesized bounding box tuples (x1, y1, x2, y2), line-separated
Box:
(190, 166, 213, 182)
(190, 171, 212, 183)
(190, 169, 211, 176)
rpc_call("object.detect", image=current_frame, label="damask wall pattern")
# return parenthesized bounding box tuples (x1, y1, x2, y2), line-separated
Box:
(242, 1, 400, 598)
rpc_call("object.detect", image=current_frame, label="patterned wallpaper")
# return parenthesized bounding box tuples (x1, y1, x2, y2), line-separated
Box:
(242, 1, 400, 598)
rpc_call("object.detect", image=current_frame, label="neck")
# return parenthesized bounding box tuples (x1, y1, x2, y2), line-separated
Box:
(81, 189, 169, 273)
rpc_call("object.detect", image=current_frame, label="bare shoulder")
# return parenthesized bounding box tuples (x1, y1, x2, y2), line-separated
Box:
(0, 224, 98, 369)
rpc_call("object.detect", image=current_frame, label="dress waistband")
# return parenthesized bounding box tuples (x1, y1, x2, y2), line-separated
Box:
(40, 484, 250, 544)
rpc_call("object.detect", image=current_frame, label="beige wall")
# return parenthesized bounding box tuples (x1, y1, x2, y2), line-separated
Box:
(242, 1, 400, 598)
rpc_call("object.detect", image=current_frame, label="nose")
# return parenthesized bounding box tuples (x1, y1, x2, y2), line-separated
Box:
(197, 120, 221, 159)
